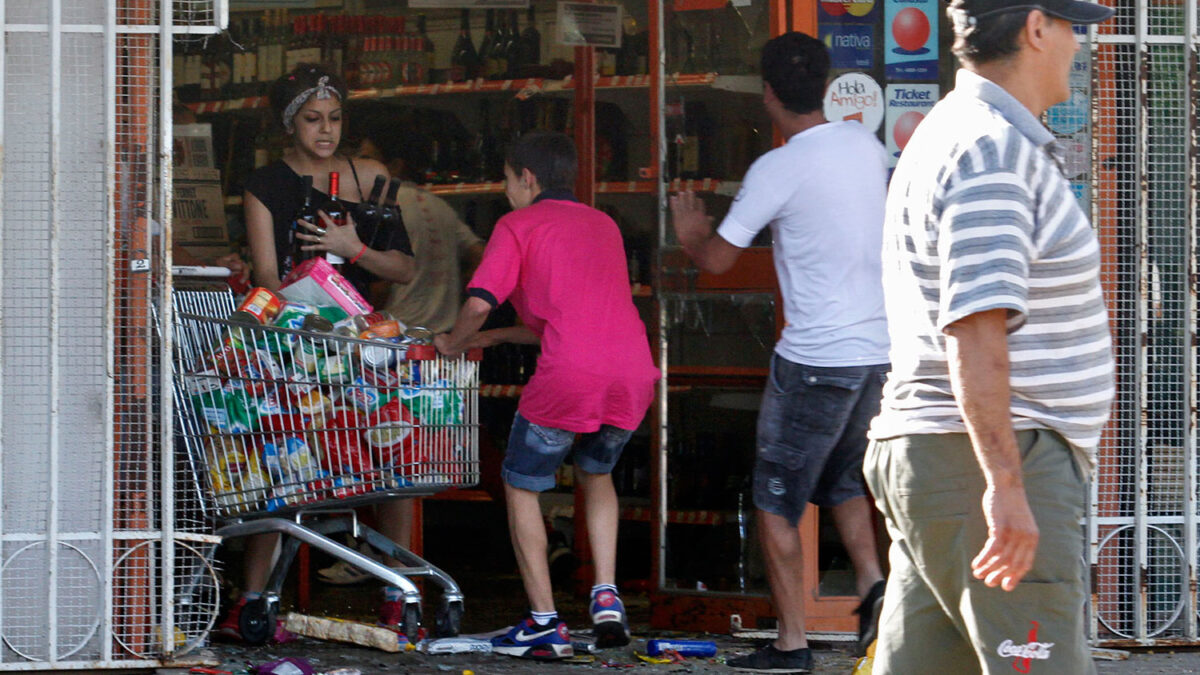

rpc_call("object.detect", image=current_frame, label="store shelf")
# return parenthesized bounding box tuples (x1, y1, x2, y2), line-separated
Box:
(222, 179, 740, 206)
(595, 179, 741, 196)
(186, 73, 756, 115)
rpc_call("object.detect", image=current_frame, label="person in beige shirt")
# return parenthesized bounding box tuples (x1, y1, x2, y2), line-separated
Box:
(378, 178, 484, 333)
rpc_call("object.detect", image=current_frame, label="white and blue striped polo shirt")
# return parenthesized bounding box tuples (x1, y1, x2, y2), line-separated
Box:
(868, 69, 1114, 472)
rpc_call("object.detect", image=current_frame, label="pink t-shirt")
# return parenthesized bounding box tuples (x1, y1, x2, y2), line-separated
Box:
(467, 197, 659, 433)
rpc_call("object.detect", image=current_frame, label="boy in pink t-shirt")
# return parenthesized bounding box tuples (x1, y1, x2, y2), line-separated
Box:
(435, 132, 658, 660)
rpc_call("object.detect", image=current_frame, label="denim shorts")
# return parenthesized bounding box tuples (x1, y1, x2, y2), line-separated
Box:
(753, 354, 888, 525)
(502, 412, 634, 492)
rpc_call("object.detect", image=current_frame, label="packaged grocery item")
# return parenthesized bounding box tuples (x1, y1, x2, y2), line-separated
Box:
(353, 310, 404, 334)
(344, 374, 397, 413)
(359, 336, 403, 371)
(310, 407, 373, 474)
(184, 369, 228, 431)
(210, 345, 285, 397)
(291, 335, 325, 374)
(207, 438, 266, 513)
(273, 301, 320, 330)
(359, 320, 402, 340)
(318, 352, 352, 384)
(280, 257, 373, 317)
(229, 286, 283, 324)
(365, 398, 425, 477)
(399, 379, 464, 428)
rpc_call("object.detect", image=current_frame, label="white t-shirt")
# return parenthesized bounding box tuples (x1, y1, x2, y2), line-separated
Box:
(716, 121, 890, 367)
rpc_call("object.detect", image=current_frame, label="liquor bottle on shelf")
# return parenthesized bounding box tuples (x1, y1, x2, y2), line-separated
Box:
(478, 10, 498, 79)
(284, 14, 304, 74)
(450, 9, 480, 83)
(519, 4, 541, 75)
(320, 171, 348, 266)
(503, 10, 522, 78)
(418, 14, 436, 84)
(228, 17, 247, 98)
(242, 16, 260, 97)
(617, 14, 647, 76)
(287, 175, 318, 277)
(255, 12, 271, 85)
(388, 16, 406, 87)
(400, 16, 420, 84)
(492, 11, 512, 78)
(323, 14, 345, 77)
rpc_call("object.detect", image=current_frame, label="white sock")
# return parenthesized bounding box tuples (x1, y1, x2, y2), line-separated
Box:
(530, 610, 558, 626)
(591, 583, 618, 598)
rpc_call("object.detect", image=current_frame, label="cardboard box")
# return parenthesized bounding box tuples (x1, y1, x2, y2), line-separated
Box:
(173, 168, 230, 248)
(173, 123, 215, 170)
(280, 257, 373, 316)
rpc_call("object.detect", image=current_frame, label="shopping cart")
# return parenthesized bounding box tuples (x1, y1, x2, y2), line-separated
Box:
(168, 271, 480, 644)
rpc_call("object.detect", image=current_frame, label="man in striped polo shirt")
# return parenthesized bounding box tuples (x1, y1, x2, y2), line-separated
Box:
(866, 0, 1115, 672)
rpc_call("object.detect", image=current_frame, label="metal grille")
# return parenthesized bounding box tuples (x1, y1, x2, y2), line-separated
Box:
(0, 0, 222, 668)
(1086, 0, 1199, 645)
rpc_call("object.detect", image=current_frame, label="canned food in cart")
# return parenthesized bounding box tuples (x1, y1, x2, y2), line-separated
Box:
(360, 336, 402, 370)
(366, 398, 425, 478)
(292, 336, 324, 374)
(230, 286, 283, 325)
(274, 301, 321, 330)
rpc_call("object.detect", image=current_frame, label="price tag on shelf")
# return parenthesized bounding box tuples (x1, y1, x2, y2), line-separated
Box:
(556, 2, 623, 48)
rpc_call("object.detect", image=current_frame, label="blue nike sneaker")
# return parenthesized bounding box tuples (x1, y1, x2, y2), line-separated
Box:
(491, 615, 574, 660)
(590, 589, 631, 648)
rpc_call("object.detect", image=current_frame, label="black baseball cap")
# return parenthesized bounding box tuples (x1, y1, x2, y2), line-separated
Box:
(953, 0, 1114, 24)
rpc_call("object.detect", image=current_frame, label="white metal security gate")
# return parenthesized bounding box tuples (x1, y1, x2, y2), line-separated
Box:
(1078, 0, 1199, 646)
(0, 0, 223, 668)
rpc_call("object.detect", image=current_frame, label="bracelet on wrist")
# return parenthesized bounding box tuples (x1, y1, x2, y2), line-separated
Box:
(349, 244, 368, 265)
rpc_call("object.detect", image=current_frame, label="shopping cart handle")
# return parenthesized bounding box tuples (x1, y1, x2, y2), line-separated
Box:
(171, 265, 233, 278)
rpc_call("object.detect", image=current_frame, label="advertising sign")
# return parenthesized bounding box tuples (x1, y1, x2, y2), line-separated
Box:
(823, 72, 884, 132)
(820, 24, 874, 70)
(885, 84, 937, 166)
(884, 0, 937, 80)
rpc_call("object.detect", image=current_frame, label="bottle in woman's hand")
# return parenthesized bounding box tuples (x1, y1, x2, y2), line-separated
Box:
(287, 175, 319, 276)
(320, 171, 348, 266)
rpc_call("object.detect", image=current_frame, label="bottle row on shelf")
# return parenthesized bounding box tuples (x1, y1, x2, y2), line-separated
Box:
(176, 6, 657, 104)
(184, 72, 752, 115)
(223, 179, 740, 207)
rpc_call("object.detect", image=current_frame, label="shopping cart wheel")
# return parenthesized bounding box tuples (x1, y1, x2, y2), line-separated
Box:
(239, 597, 276, 645)
(402, 602, 422, 643)
(435, 600, 464, 638)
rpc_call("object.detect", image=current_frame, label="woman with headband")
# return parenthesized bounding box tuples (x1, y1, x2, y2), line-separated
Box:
(243, 63, 415, 296)
(219, 64, 415, 642)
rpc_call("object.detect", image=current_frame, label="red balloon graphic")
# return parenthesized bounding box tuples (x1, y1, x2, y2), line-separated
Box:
(892, 7, 930, 51)
(893, 110, 925, 150)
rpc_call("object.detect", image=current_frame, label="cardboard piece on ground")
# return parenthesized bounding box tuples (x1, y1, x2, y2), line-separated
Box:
(282, 612, 408, 653)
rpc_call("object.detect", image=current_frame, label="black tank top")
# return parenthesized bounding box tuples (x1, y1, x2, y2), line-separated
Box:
(243, 159, 398, 297)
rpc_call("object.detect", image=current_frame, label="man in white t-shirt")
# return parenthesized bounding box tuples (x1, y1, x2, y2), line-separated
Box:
(670, 32, 890, 673)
